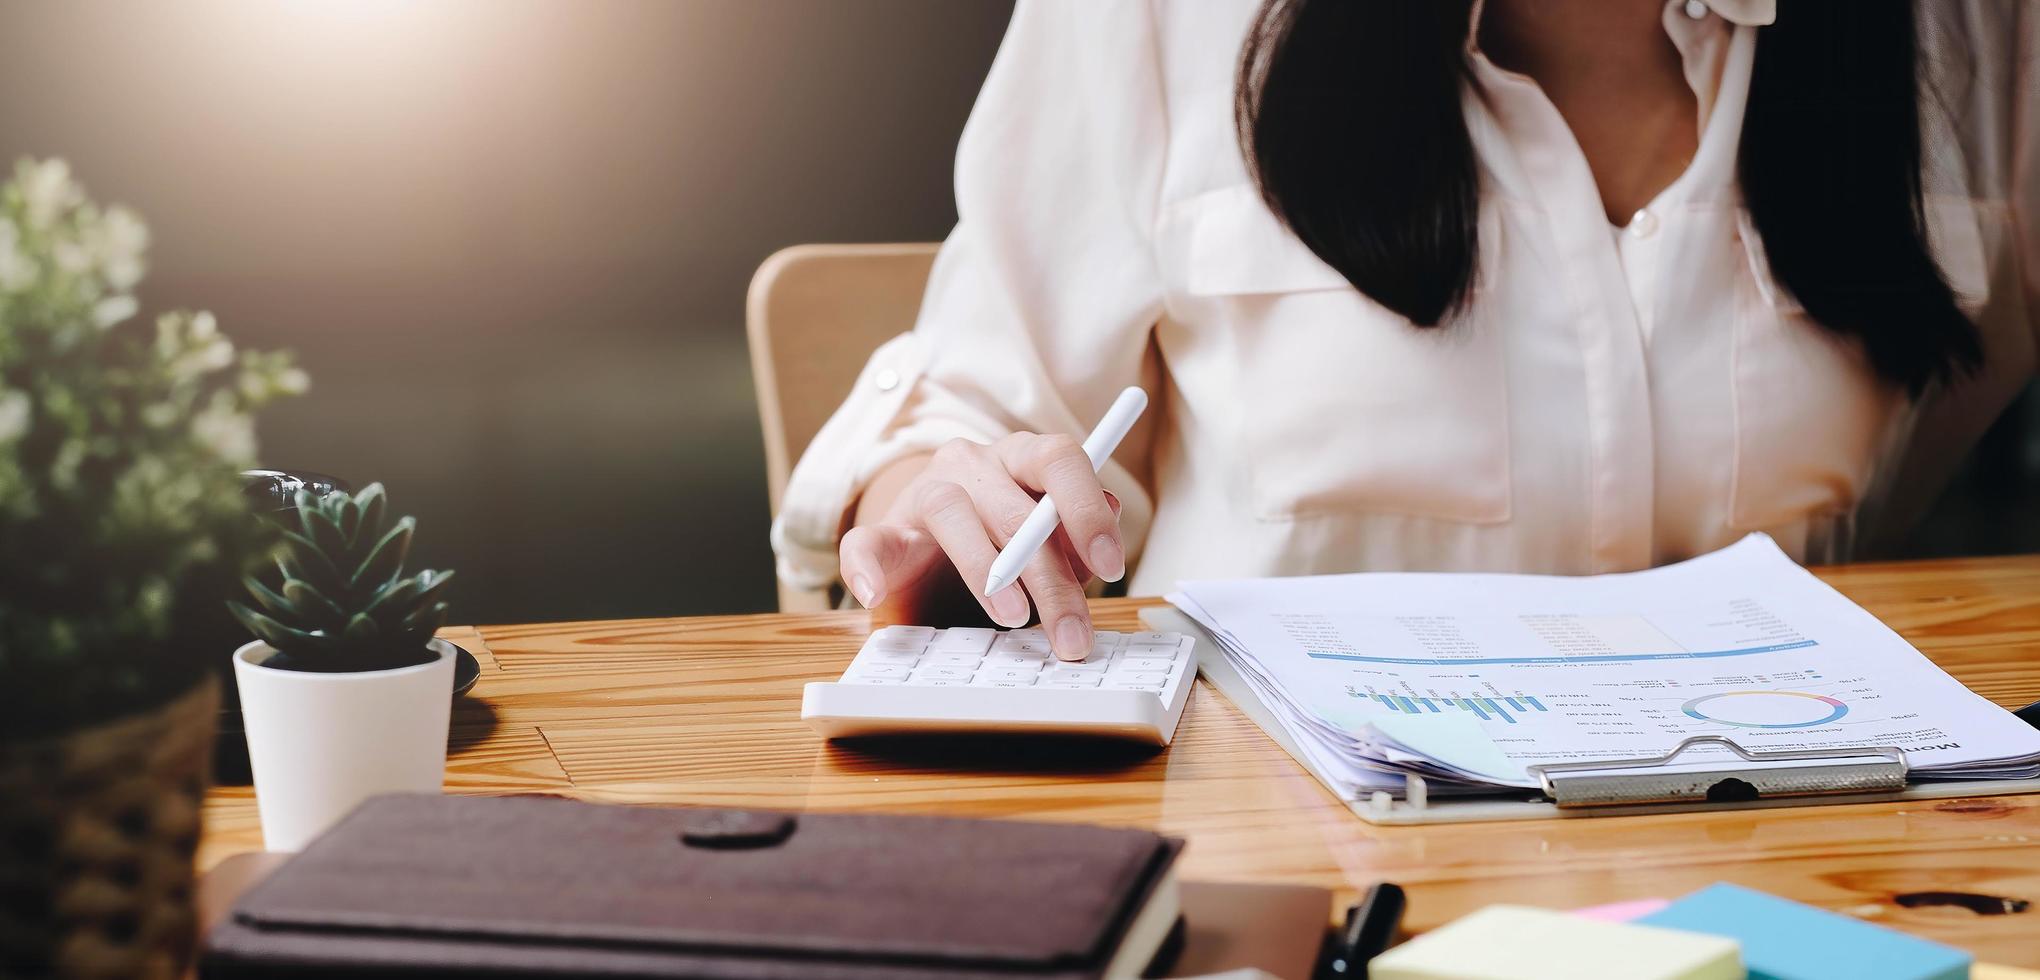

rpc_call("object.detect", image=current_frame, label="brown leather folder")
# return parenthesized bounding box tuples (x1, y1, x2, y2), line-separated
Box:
(199, 794, 1187, 978)
(200, 854, 1332, 980)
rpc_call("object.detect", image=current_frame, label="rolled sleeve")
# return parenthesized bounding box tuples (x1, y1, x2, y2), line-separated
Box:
(771, 0, 1170, 596)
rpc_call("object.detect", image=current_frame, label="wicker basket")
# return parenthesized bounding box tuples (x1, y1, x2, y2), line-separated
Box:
(0, 676, 217, 979)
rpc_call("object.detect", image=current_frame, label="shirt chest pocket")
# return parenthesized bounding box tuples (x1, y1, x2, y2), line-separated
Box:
(1727, 197, 1990, 531)
(1161, 185, 1512, 525)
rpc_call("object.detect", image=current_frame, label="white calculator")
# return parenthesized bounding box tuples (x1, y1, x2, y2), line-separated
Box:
(800, 625, 1198, 745)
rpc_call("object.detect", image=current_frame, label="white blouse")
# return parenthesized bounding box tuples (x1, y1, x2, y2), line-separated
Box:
(773, 0, 2037, 600)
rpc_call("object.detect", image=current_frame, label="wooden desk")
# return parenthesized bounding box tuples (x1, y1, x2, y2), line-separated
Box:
(198, 557, 2040, 965)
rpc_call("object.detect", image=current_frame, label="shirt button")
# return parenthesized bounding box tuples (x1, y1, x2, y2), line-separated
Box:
(1628, 208, 1659, 238)
(1683, 0, 1708, 19)
(873, 368, 900, 392)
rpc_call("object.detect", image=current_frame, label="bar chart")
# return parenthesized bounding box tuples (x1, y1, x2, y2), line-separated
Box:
(1370, 693, 1549, 724)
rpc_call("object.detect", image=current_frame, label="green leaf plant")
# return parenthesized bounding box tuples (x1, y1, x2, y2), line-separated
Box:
(0, 158, 305, 740)
(228, 483, 452, 672)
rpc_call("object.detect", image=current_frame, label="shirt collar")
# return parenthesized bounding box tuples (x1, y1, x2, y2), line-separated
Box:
(1662, 0, 1767, 128)
(1692, 0, 1775, 26)
(1462, 0, 1764, 136)
(1462, 0, 1774, 55)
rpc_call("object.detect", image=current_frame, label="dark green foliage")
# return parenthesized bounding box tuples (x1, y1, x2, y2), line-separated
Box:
(228, 483, 452, 673)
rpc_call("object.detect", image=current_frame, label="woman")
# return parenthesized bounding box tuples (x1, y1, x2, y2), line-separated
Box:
(774, 0, 2035, 661)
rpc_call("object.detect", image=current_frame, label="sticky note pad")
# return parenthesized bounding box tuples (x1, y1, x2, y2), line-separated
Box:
(1370, 905, 1742, 980)
(1573, 897, 1674, 922)
(1638, 883, 1970, 980)
(1976, 965, 2040, 980)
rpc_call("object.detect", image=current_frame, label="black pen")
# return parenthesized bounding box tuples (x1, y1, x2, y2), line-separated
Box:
(1320, 882, 1406, 978)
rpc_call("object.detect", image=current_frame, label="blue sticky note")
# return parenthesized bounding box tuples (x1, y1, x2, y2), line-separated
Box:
(1639, 883, 1970, 980)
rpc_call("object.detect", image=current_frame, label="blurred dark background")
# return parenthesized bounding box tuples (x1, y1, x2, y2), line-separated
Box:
(0, 0, 1015, 623)
(0, 0, 2032, 625)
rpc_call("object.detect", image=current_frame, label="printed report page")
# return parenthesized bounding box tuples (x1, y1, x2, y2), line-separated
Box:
(1177, 535, 2040, 785)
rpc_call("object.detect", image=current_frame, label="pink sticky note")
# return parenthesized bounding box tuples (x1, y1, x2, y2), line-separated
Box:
(1572, 898, 1673, 922)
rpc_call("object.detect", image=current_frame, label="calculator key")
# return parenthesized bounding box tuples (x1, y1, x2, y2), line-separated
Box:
(1005, 627, 1048, 643)
(1106, 671, 1170, 687)
(1047, 659, 1108, 674)
(921, 651, 986, 668)
(844, 674, 908, 685)
(1090, 630, 1125, 650)
(1123, 644, 1183, 660)
(875, 625, 936, 643)
(911, 679, 969, 687)
(988, 650, 1049, 667)
(1042, 675, 1103, 688)
(849, 663, 910, 679)
(1125, 631, 1175, 646)
(933, 628, 997, 653)
(911, 665, 975, 682)
(994, 634, 1054, 655)
(1114, 656, 1179, 674)
(978, 666, 1042, 684)
(857, 650, 924, 666)
(871, 633, 933, 653)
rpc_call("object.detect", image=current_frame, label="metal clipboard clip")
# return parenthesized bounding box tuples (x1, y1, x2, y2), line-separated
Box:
(1526, 736, 1910, 808)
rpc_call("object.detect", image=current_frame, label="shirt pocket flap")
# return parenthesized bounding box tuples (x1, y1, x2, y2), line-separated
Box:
(1176, 185, 1353, 297)
(1172, 183, 1505, 301)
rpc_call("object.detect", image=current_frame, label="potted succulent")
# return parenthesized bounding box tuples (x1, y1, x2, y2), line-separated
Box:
(0, 158, 303, 977)
(227, 482, 457, 851)
(211, 468, 358, 784)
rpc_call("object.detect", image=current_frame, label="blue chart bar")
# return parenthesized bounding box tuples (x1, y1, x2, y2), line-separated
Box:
(1305, 638, 1817, 666)
(1381, 692, 1530, 722)
(1372, 694, 1454, 714)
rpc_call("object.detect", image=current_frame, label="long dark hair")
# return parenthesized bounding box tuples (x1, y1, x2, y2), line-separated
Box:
(1235, 0, 1981, 396)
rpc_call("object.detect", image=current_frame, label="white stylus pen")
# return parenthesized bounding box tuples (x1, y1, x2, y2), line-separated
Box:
(984, 386, 1148, 597)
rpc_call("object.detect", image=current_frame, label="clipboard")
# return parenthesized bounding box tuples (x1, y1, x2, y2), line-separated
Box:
(1141, 606, 2040, 825)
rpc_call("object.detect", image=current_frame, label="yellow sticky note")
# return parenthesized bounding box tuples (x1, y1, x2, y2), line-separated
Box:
(1975, 965, 2040, 980)
(1372, 905, 1742, 980)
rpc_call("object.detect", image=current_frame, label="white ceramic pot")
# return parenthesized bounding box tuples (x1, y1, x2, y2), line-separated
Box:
(233, 638, 456, 851)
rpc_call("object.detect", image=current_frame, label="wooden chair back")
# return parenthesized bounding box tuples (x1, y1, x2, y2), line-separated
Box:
(746, 243, 940, 609)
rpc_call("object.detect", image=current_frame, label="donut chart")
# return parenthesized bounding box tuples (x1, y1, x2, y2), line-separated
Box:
(1681, 690, 1847, 729)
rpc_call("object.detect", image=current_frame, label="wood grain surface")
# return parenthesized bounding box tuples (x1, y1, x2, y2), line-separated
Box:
(198, 560, 2040, 964)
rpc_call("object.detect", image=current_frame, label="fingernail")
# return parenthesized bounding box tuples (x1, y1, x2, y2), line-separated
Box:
(989, 585, 1028, 626)
(1089, 534, 1125, 583)
(1053, 618, 1092, 661)
(849, 574, 877, 607)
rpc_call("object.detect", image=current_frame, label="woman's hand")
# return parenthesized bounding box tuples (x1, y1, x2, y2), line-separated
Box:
(839, 434, 1125, 660)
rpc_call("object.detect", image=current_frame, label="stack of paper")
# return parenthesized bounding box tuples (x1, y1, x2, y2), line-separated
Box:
(1169, 534, 2040, 799)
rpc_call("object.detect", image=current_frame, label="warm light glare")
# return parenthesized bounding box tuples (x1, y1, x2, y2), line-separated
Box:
(247, 0, 455, 54)
(271, 0, 420, 20)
